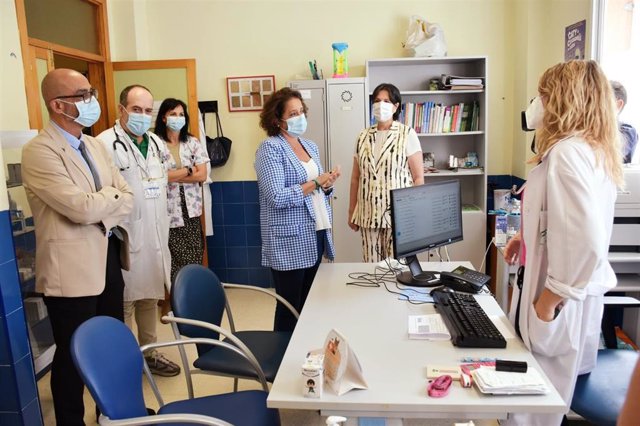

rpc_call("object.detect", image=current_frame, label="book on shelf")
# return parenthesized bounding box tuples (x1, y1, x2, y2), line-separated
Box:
(399, 101, 480, 134)
(449, 84, 484, 90)
(439, 74, 485, 89)
(460, 103, 470, 131)
(450, 78, 483, 85)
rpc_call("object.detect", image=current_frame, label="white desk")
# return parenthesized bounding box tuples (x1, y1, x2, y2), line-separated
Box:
(267, 262, 566, 420)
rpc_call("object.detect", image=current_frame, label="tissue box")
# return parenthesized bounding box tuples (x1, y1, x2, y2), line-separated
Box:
(302, 353, 324, 398)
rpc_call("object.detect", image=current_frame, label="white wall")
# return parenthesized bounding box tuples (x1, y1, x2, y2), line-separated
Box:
(108, 0, 516, 180)
(0, 0, 31, 210)
(1, 0, 594, 188)
(510, 0, 592, 179)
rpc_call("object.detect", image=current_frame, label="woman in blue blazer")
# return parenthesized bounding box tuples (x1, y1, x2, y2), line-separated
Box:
(255, 88, 341, 331)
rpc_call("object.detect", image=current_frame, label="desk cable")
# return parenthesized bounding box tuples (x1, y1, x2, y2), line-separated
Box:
(478, 236, 496, 273)
(346, 268, 434, 305)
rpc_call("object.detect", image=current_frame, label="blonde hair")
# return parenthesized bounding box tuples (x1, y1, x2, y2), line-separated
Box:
(532, 60, 623, 187)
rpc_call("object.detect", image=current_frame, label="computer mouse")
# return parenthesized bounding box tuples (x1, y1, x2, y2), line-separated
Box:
(429, 286, 455, 296)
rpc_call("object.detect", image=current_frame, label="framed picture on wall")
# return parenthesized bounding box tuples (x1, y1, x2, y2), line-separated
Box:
(226, 75, 276, 112)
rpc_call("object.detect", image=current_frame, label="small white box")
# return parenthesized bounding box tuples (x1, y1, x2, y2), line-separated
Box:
(495, 215, 507, 247)
(24, 297, 47, 323)
(302, 353, 324, 398)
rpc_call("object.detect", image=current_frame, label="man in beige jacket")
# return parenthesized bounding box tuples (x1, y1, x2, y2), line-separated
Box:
(22, 69, 133, 425)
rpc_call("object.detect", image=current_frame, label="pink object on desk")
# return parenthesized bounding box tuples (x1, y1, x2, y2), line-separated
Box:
(428, 375, 452, 397)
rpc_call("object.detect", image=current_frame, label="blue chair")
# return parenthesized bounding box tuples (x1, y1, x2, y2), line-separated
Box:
(166, 265, 298, 396)
(570, 296, 640, 426)
(70, 316, 280, 426)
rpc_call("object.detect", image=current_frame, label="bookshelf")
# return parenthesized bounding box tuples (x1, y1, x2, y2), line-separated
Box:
(366, 56, 488, 269)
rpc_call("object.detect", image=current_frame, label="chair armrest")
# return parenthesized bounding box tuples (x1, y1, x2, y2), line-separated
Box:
(159, 317, 268, 389)
(140, 337, 269, 407)
(100, 412, 232, 425)
(223, 283, 300, 319)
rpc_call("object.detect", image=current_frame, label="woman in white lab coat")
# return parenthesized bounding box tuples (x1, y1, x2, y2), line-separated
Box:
(503, 60, 623, 426)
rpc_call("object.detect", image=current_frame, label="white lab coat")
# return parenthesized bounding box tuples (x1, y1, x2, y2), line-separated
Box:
(505, 136, 617, 426)
(98, 122, 171, 301)
(197, 109, 214, 236)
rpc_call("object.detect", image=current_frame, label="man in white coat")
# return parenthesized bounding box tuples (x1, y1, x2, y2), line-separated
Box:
(98, 85, 180, 376)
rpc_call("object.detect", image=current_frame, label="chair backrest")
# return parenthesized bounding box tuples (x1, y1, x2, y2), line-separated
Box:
(172, 264, 227, 355)
(70, 316, 148, 420)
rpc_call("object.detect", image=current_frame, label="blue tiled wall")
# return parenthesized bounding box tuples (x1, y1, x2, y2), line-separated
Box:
(0, 209, 42, 425)
(207, 182, 272, 288)
(205, 177, 525, 287)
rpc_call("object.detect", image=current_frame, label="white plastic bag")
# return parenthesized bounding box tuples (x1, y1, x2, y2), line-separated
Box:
(402, 15, 447, 57)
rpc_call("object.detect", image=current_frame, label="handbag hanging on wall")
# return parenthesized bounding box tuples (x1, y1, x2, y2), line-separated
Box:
(203, 109, 232, 168)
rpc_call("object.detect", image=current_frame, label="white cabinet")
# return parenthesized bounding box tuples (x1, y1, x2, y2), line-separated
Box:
(288, 78, 368, 262)
(366, 57, 488, 269)
(609, 166, 640, 344)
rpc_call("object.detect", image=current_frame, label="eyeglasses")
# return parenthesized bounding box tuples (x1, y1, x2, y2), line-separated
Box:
(56, 88, 98, 104)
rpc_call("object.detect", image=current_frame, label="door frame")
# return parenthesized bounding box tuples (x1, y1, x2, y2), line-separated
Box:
(14, 0, 112, 132)
(109, 59, 199, 134)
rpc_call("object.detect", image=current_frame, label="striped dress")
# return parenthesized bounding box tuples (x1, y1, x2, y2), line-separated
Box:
(352, 121, 414, 228)
(351, 121, 415, 261)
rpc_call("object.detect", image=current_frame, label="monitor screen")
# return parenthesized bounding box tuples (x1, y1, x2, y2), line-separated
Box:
(390, 180, 463, 286)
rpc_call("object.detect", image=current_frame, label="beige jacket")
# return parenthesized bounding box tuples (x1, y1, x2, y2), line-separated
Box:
(22, 123, 134, 297)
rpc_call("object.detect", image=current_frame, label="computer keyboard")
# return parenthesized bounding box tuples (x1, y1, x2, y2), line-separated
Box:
(433, 290, 507, 348)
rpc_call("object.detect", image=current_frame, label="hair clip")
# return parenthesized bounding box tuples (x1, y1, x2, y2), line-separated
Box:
(428, 374, 452, 398)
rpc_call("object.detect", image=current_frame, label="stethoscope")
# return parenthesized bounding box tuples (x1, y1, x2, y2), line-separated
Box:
(112, 126, 165, 175)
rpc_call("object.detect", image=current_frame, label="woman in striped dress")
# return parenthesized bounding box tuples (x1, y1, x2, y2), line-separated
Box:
(348, 83, 424, 262)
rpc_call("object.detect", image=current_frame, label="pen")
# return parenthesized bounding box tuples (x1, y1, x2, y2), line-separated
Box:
(308, 61, 316, 79)
(460, 357, 496, 363)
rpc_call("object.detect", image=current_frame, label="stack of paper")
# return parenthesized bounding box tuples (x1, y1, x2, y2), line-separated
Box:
(407, 314, 451, 340)
(471, 366, 550, 395)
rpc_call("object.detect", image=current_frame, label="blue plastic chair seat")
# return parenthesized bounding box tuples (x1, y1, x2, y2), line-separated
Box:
(193, 331, 291, 382)
(71, 316, 280, 426)
(571, 349, 639, 426)
(158, 390, 279, 426)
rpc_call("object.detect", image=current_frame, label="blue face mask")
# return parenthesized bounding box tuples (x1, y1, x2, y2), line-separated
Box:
(60, 96, 101, 128)
(167, 116, 186, 132)
(284, 114, 307, 137)
(124, 110, 152, 136)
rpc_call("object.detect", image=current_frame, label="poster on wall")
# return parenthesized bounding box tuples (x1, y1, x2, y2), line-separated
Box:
(226, 75, 275, 112)
(565, 20, 586, 61)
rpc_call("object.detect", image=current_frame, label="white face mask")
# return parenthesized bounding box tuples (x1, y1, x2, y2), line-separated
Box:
(373, 101, 394, 122)
(524, 96, 544, 130)
(60, 96, 101, 128)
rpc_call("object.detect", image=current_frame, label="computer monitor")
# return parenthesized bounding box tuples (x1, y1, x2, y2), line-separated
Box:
(390, 180, 463, 287)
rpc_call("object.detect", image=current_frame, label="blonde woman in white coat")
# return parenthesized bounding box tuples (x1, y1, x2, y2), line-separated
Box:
(503, 60, 623, 426)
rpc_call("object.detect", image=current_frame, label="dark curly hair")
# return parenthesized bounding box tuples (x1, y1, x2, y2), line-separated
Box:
(259, 87, 308, 137)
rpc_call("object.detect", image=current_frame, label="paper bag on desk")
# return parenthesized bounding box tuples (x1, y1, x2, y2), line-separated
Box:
(323, 329, 368, 395)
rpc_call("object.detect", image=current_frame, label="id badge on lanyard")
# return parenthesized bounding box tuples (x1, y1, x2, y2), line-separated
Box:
(143, 179, 161, 199)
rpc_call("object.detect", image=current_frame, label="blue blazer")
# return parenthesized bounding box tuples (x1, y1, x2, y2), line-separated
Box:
(255, 135, 335, 271)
